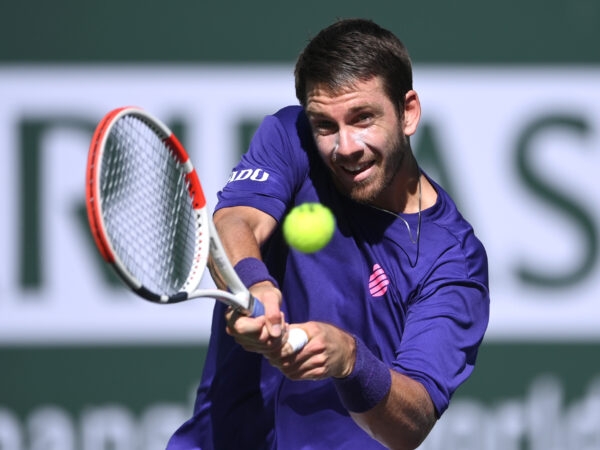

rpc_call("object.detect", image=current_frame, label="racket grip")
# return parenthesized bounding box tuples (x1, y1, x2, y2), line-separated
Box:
(287, 328, 309, 352)
(248, 297, 265, 317)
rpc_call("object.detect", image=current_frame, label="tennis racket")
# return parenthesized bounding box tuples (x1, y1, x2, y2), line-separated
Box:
(85, 106, 308, 351)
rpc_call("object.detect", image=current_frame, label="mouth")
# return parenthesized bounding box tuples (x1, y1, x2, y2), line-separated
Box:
(339, 160, 375, 182)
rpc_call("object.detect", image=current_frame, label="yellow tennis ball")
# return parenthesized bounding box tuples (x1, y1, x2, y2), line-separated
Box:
(282, 203, 336, 253)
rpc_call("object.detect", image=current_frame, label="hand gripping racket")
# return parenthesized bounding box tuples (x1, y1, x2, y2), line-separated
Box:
(85, 106, 308, 351)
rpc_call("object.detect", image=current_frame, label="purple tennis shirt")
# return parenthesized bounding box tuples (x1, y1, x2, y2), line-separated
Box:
(167, 105, 490, 449)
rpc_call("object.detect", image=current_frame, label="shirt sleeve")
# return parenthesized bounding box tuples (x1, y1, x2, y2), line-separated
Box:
(393, 244, 490, 417)
(216, 109, 309, 222)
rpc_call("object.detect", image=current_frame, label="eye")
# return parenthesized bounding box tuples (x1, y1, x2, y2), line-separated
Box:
(311, 119, 337, 136)
(355, 112, 374, 125)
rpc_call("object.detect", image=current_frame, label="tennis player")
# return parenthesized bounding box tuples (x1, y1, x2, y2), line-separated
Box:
(167, 18, 490, 449)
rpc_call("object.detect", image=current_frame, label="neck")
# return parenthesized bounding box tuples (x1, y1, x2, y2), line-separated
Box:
(377, 156, 422, 214)
(368, 168, 423, 246)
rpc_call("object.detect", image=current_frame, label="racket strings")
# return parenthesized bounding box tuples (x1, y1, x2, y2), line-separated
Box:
(100, 116, 197, 295)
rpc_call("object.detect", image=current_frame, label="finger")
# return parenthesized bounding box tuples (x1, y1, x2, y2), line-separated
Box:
(225, 307, 241, 331)
(225, 308, 266, 337)
(261, 294, 283, 338)
(273, 356, 327, 381)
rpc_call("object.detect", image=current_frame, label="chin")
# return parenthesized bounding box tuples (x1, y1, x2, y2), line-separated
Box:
(332, 174, 382, 205)
(347, 184, 380, 205)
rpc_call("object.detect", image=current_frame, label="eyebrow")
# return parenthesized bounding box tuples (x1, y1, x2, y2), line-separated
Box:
(306, 103, 376, 119)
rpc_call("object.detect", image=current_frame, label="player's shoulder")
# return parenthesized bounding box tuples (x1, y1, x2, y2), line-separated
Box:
(427, 178, 488, 265)
(270, 105, 311, 134)
(263, 105, 315, 157)
(273, 104, 305, 122)
(424, 177, 482, 244)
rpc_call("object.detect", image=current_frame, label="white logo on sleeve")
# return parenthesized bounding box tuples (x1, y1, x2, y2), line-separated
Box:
(227, 168, 270, 183)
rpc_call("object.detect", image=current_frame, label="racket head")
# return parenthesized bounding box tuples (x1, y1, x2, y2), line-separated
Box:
(85, 106, 209, 303)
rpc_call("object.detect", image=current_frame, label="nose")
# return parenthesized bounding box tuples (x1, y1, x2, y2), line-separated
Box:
(335, 127, 364, 157)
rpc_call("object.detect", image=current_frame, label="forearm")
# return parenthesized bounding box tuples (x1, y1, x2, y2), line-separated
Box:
(350, 371, 436, 450)
(334, 337, 436, 450)
(212, 205, 286, 340)
(213, 206, 268, 263)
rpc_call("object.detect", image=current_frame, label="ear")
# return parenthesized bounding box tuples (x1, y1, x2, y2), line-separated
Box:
(402, 90, 421, 136)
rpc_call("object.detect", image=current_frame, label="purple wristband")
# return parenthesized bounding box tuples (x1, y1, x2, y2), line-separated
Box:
(234, 257, 279, 289)
(333, 336, 392, 413)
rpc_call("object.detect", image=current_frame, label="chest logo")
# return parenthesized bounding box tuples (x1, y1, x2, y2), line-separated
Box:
(369, 264, 389, 297)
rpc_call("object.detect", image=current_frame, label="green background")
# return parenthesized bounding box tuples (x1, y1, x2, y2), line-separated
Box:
(2, 343, 599, 415)
(2, 0, 599, 64)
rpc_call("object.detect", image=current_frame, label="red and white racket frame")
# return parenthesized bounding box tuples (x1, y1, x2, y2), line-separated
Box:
(85, 106, 308, 349)
(86, 107, 238, 308)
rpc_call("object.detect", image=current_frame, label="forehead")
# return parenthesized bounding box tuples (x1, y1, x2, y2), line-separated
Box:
(305, 76, 389, 112)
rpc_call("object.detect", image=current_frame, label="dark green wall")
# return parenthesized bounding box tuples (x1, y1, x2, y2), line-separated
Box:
(3, 0, 600, 63)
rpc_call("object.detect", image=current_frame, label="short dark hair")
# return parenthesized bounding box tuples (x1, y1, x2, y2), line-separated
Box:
(294, 19, 413, 112)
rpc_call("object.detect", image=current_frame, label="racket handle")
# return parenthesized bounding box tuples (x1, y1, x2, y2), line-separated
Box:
(248, 297, 265, 317)
(287, 328, 309, 352)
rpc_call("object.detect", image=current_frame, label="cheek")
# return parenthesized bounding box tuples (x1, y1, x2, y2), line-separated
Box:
(351, 128, 389, 151)
(350, 130, 368, 148)
(315, 135, 339, 158)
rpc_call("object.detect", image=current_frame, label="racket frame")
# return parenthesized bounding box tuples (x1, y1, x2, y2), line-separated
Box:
(86, 106, 262, 316)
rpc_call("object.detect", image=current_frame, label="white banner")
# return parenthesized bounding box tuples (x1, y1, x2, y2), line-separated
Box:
(0, 65, 599, 344)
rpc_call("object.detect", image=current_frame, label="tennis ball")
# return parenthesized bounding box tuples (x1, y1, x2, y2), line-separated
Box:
(282, 203, 335, 253)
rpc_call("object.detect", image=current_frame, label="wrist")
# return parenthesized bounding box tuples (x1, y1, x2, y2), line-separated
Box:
(234, 257, 279, 289)
(332, 336, 392, 413)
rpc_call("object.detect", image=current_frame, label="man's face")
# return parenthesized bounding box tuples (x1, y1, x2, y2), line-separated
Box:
(305, 76, 411, 208)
